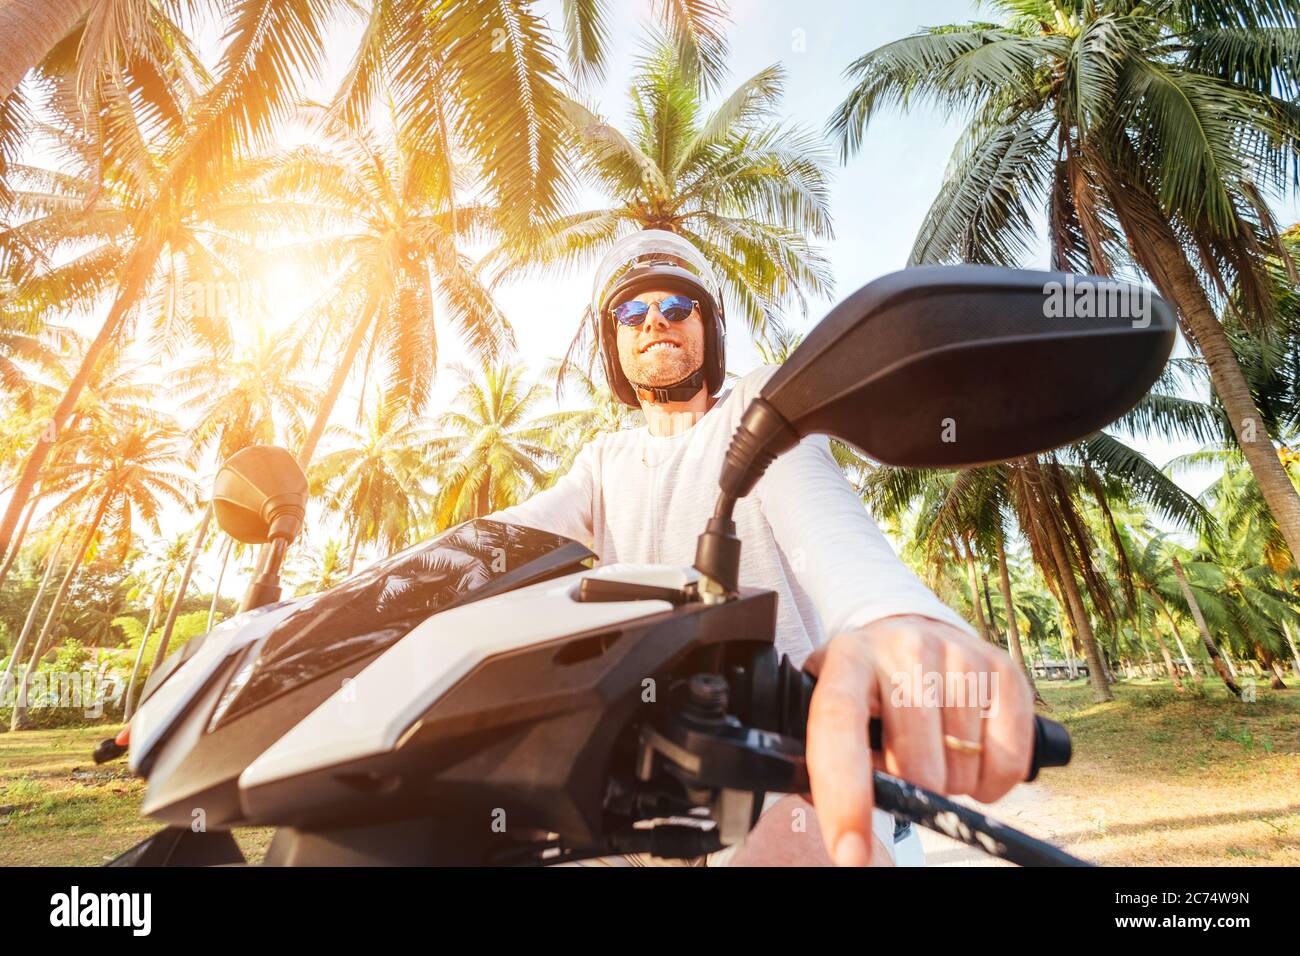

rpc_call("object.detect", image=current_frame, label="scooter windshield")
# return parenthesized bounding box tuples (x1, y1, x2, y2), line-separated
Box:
(208, 519, 593, 729)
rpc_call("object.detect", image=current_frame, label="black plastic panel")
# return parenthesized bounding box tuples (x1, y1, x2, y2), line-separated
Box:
(210, 520, 592, 729)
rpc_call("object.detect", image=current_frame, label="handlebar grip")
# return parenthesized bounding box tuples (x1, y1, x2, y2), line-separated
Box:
(864, 714, 1070, 781)
(779, 660, 1072, 782)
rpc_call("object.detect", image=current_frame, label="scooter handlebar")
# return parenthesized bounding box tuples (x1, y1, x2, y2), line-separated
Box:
(863, 714, 1071, 782)
(784, 664, 1071, 782)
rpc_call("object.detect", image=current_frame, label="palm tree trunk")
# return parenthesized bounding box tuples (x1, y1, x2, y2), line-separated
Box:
(1284, 621, 1300, 679)
(1141, 592, 1184, 691)
(995, 530, 1043, 704)
(1170, 557, 1240, 698)
(1261, 649, 1287, 690)
(1029, 463, 1111, 701)
(297, 301, 378, 467)
(476, 464, 493, 518)
(123, 569, 172, 721)
(1117, 208, 1300, 571)
(0, 0, 92, 100)
(148, 505, 212, 673)
(207, 536, 233, 631)
(1, 529, 67, 690)
(0, 240, 160, 564)
(1159, 599, 1200, 680)
(10, 491, 110, 730)
(347, 522, 362, 576)
(0, 493, 37, 592)
(963, 542, 990, 642)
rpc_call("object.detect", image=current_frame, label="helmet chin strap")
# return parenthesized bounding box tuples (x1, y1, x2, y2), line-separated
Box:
(629, 365, 706, 405)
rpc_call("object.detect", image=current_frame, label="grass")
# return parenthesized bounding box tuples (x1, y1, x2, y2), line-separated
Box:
(0, 726, 272, 866)
(1029, 676, 1300, 866)
(0, 678, 1296, 866)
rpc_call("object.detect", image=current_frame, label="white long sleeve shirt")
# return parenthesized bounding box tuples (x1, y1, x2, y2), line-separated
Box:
(489, 365, 973, 666)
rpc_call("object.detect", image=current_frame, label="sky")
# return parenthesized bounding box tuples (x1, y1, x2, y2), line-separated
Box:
(14, 1, 1300, 594)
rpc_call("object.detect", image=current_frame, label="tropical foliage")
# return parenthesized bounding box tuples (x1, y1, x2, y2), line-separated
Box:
(2, 1, 1300, 734)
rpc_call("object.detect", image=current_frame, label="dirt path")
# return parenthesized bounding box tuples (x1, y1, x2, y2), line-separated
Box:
(917, 782, 1075, 867)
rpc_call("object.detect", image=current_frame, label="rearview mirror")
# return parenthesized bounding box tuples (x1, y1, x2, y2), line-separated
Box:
(761, 265, 1174, 468)
(695, 265, 1175, 600)
(212, 445, 308, 544)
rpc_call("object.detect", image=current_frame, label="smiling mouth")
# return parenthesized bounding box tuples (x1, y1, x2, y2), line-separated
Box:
(640, 340, 681, 354)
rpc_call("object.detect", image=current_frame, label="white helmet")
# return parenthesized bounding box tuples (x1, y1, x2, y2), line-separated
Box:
(591, 229, 727, 407)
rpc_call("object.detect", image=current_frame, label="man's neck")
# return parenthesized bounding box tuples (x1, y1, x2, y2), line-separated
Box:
(640, 386, 717, 436)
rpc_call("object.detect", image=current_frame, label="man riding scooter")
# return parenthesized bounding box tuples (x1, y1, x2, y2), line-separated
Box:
(487, 230, 1037, 866)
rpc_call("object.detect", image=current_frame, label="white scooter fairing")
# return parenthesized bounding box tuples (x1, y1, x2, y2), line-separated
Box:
(124, 518, 792, 864)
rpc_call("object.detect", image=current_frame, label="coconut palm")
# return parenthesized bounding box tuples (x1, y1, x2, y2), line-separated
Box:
(866, 425, 1210, 701)
(11, 417, 193, 728)
(495, 36, 834, 380)
(170, 324, 319, 461)
(0, 0, 733, 560)
(831, 0, 1300, 569)
(256, 108, 514, 466)
(122, 531, 190, 719)
(428, 362, 554, 530)
(310, 394, 433, 573)
(290, 538, 347, 597)
(528, 359, 642, 477)
(0, 72, 269, 565)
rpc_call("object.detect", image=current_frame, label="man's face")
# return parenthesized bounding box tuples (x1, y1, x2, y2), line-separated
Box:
(614, 289, 706, 390)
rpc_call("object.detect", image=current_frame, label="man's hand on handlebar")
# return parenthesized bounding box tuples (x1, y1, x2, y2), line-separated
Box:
(802, 613, 1035, 867)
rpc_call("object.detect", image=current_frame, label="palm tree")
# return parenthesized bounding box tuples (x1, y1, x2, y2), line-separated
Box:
(497, 36, 834, 379)
(428, 363, 555, 530)
(310, 394, 432, 573)
(257, 108, 514, 466)
(290, 537, 347, 597)
(528, 359, 642, 476)
(830, 0, 1300, 569)
(0, 72, 263, 565)
(11, 417, 193, 728)
(866, 427, 1210, 702)
(122, 531, 190, 720)
(0, 1, 735, 560)
(170, 324, 319, 461)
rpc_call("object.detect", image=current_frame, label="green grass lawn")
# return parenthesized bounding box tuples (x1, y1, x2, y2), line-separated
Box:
(0, 725, 272, 866)
(0, 677, 1296, 866)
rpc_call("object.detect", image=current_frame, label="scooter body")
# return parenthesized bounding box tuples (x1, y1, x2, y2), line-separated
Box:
(125, 518, 810, 865)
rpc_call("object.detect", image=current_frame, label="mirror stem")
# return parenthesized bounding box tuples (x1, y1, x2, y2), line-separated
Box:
(693, 398, 800, 600)
(240, 535, 289, 612)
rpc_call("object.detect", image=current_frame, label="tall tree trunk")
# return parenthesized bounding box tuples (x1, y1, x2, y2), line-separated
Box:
(1116, 205, 1300, 571)
(995, 529, 1043, 704)
(1148, 588, 1199, 679)
(0, 0, 92, 100)
(1284, 621, 1300, 679)
(207, 536, 233, 631)
(297, 301, 378, 468)
(123, 569, 172, 721)
(0, 241, 159, 563)
(0, 493, 37, 592)
(1141, 591, 1184, 690)
(1261, 649, 1287, 690)
(475, 464, 493, 518)
(347, 522, 362, 576)
(1170, 557, 1240, 698)
(1, 529, 67, 689)
(1028, 462, 1111, 701)
(149, 505, 212, 673)
(962, 542, 990, 642)
(981, 571, 1002, 646)
(10, 491, 109, 730)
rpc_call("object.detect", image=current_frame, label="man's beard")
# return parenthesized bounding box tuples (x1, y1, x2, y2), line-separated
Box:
(622, 338, 705, 387)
